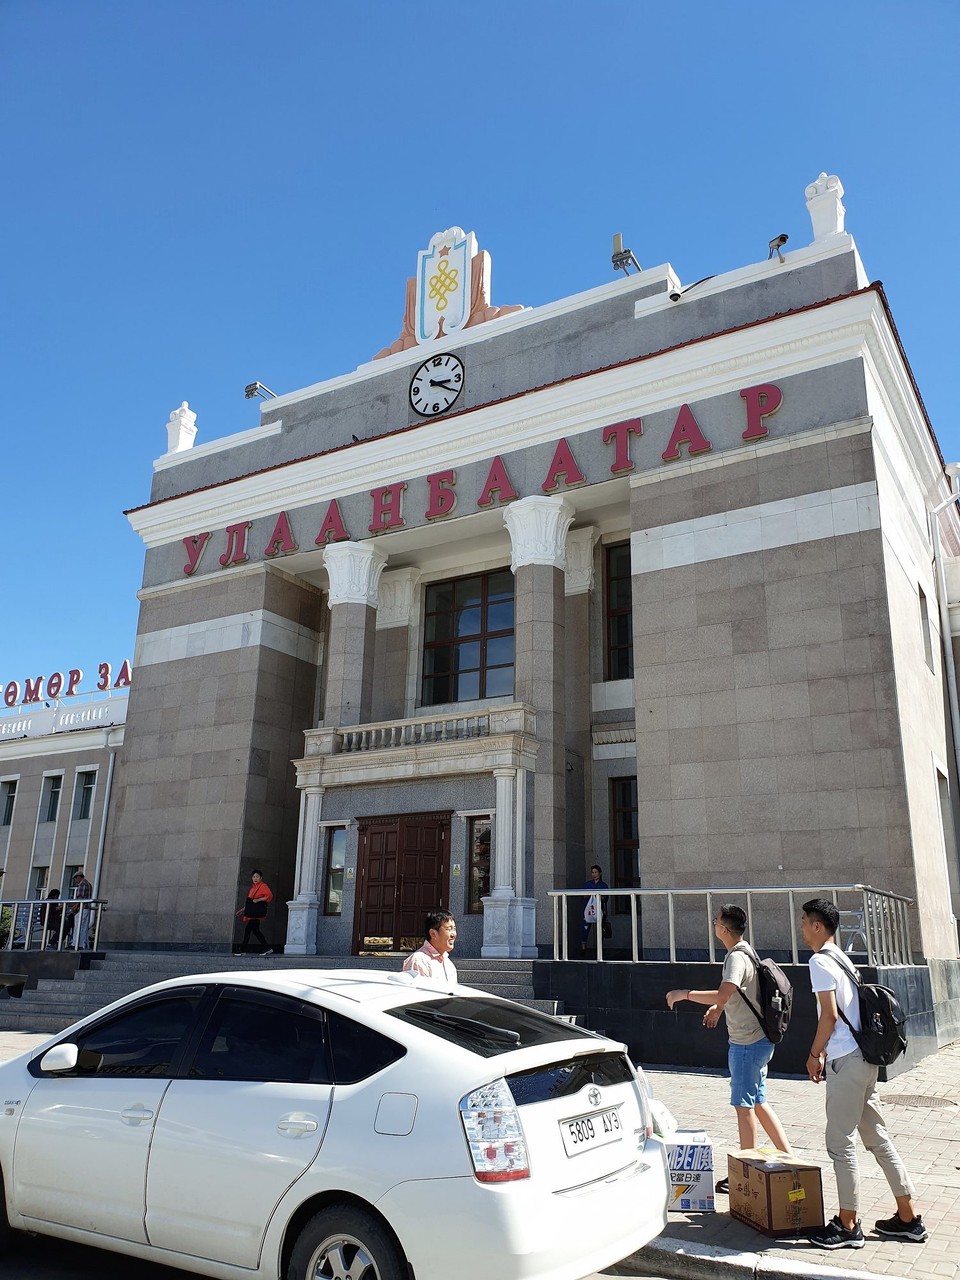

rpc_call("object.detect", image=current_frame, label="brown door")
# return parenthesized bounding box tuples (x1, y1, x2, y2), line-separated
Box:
(354, 812, 450, 954)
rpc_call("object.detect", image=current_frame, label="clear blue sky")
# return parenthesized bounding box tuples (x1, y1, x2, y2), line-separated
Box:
(1, 0, 958, 692)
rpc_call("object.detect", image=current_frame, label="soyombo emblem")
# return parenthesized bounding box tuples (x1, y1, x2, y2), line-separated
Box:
(417, 228, 472, 342)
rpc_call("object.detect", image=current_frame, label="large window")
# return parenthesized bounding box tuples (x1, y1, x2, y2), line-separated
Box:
(1, 780, 16, 827)
(41, 775, 62, 824)
(323, 827, 347, 915)
(421, 569, 514, 705)
(605, 543, 633, 680)
(609, 777, 639, 904)
(74, 771, 96, 821)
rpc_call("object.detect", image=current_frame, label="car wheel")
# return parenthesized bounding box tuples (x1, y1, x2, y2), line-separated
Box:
(289, 1204, 406, 1280)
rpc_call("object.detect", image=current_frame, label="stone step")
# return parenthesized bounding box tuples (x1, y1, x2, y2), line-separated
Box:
(0, 948, 556, 1034)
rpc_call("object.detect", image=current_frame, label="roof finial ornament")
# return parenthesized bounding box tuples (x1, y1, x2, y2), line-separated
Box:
(166, 401, 197, 454)
(805, 172, 846, 243)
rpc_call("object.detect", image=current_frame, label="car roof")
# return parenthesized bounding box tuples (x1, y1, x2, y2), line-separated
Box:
(135, 967, 478, 1011)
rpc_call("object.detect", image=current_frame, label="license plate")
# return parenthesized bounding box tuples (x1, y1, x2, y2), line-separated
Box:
(560, 1106, 623, 1157)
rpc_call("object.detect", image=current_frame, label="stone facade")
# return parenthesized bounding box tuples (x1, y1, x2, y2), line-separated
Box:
(79, 179, 960, 963)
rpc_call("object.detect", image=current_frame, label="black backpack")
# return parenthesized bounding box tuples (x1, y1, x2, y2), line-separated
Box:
(825, 949, 908, 1067)
(738, 943, 793, 1044)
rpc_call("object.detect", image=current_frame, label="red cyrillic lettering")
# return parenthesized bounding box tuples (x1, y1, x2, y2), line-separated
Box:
(183, 531, 211, 576)
(477, 456, 519, 507)
(741, 383, 783, 441)
(219, 522, 251, 567)
(368, 483, 406, 532)
(661, 404, 712, 461)
(23, 677, 44, 703)
(65, 669, 83, 696)
(97, 663, 111, 691)
(603, 418, 643, 474)
(113, 659, 132, 689)
(426, 470, 457, 520)
(315, 500, 350, 545)
(264, 510, 298, 558)
(3, 682, 19, 707)
(542, 438, 586, 493)
(46, 671, 63, 698)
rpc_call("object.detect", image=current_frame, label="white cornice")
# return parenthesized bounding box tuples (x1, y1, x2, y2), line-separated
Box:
(126, 290, 933, 551)
(153, 419, 283, 471)
(634, 234, 868, 319)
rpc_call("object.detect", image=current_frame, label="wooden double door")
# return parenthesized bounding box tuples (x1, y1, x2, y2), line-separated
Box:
(353, 812, 451, 954)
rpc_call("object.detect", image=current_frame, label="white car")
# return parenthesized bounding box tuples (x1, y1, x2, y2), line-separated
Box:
(0, 969, 669, 1280)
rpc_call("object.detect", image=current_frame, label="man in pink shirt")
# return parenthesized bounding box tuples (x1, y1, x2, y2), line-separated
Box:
(402, 911, 458, 984)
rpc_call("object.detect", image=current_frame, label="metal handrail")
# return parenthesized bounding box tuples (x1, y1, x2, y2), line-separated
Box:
(548, 884, 915, 965)
(0, 897, 106, 952)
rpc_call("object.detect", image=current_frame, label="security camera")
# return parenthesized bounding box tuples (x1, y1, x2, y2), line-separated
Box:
(669, 290, 682, 302)
(768, 233, 789, 264)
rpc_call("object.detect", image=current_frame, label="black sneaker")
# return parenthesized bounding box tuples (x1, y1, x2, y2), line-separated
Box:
(715, 1177, 730, 1194)
(874, 1212, 928, 1243)
(805, 1217, 865, 1249)
(259, 948, 273, 956)
(232, 951, 244, 956)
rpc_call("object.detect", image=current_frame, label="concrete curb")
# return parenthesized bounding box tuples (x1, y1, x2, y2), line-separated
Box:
(621, 1237, 907, 1280)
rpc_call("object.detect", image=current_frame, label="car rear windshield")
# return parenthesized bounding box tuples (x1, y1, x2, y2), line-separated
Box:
(505, 1051, 635, 1105)
(385, 996, 598, 1057)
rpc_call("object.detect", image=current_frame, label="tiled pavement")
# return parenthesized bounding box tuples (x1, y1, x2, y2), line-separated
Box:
(1, 1032, 957, 1280)
(626, 1041, 960, 1280)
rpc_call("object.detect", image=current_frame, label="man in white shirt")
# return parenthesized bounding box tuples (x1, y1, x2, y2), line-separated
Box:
(402, 910, 458, 985)
(801, 897, 926, 1248)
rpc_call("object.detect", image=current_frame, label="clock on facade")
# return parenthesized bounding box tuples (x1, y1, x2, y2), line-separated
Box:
(409, 353, 465, 417)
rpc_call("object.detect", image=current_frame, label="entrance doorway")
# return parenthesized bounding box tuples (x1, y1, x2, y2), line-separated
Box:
(354, 812, 451, 954)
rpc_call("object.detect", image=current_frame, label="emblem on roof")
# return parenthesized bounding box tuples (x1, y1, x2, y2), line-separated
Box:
(374, 227, 522, 359)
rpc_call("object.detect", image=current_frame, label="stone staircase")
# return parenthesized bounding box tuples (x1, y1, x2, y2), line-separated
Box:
(0, 952, 559, 1034)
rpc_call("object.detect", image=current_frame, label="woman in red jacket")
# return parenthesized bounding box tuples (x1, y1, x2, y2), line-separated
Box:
(234, 870, 273, 956)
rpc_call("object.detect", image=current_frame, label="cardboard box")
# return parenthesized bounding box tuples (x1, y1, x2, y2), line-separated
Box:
(665, 1130, 715, 1213)
(728, 1149, 824, 1237)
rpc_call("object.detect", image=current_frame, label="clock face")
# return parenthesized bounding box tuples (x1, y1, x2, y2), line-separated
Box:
(409, 353, 464, 417)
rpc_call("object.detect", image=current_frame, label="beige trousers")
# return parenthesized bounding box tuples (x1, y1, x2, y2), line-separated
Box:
(824, 1048, 915, 1214)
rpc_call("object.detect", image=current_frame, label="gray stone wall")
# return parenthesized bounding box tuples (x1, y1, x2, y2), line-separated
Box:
(101, 569, 320, 948)
(628, 430, 913, 950)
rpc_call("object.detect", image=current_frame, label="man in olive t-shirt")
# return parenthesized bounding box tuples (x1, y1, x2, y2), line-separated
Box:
(667, 903, 791, 1169)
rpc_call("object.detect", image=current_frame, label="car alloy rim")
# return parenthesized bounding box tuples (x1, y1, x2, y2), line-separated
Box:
(307, 1232, 380, 1280)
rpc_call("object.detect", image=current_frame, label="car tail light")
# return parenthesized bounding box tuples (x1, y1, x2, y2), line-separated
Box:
(459, 1077, 530, 1182)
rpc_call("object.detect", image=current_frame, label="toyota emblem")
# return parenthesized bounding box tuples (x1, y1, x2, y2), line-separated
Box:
(588, 1087, 602, 1107)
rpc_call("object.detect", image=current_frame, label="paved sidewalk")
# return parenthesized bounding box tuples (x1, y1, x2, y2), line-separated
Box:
(626, 1042, 960, 1280)
(2, 1032, 957, 1280)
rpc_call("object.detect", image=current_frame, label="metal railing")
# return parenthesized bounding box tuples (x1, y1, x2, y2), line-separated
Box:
(0, 898, 106, 953)
(549, 884, 915, 966)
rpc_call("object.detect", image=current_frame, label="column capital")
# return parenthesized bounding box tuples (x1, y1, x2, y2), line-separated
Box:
(377, 566, 422, 630)
(503, 495, 575, 571)
(564, 525, 600, 595)
(324, 541, 388, 607)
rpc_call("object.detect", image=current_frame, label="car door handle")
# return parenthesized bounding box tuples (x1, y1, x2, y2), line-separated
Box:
(120, 1105, 155, 1125)
(277, 1114, 320, 1137)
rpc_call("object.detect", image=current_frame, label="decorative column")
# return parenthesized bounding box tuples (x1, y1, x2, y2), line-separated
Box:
(322, 541, 387, 726)
(374, 567, 421, 720)
(285, 787, 324, 954)
(492, 494, 574, 954)
(564, 525, 600, 889)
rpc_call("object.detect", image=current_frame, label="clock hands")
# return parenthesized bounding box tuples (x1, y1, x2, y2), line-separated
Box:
(429, 378, 457, 390)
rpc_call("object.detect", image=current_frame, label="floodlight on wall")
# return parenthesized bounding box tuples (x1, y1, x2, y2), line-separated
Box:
(767, 233, 789, 264)
(612, 233, 642, 276)
(244, 381, 278, 400)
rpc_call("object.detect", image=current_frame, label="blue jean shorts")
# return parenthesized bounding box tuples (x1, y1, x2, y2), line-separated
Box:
(728, 1038, 775, 1108)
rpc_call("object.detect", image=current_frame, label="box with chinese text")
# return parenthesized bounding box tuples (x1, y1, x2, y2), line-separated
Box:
(665, 1130, 714, 1212)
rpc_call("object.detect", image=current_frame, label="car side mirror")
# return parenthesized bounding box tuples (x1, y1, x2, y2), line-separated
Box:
(39, 1043, 79, 1074)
